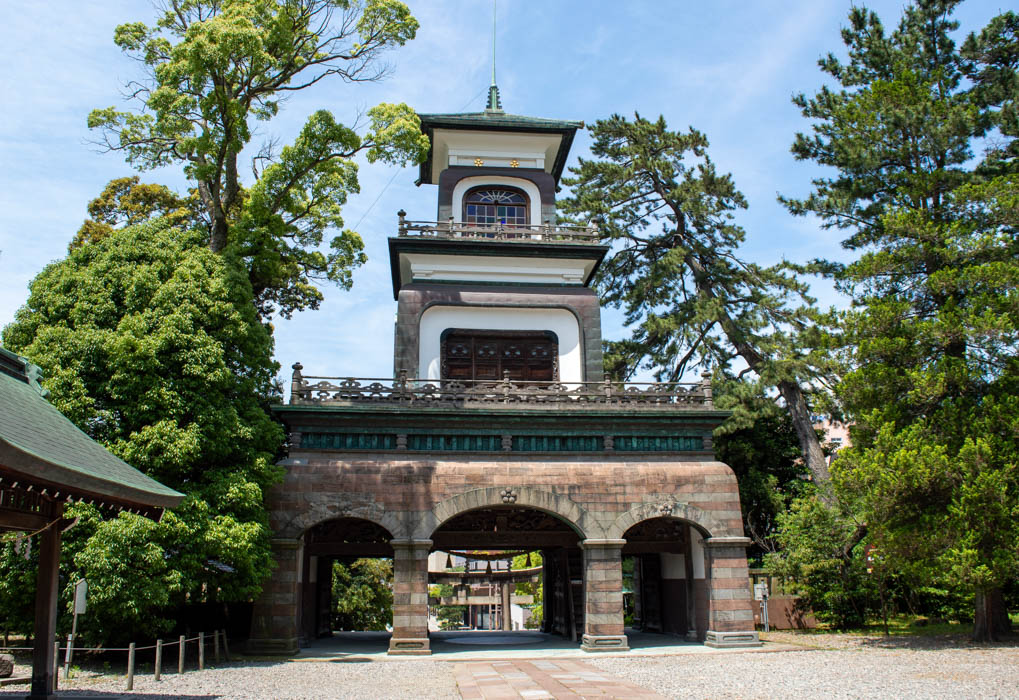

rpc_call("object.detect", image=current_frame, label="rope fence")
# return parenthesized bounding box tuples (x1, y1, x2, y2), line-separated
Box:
(0, 628, 231, 691)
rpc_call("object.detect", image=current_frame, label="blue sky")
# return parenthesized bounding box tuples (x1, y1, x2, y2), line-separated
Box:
(0, 1, 1006, 389)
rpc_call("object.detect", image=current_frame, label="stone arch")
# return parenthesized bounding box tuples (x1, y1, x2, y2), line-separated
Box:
(415, 486, 598, 540)
(275, 497, 405, 540)
(606, 500, 726, 540)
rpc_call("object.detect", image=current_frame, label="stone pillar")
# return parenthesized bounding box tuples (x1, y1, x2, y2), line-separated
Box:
(703, 536, 760, 648)
(579, 539, 629, 652)
(388, 539, 432, 655)
(247, 538, 302, 655)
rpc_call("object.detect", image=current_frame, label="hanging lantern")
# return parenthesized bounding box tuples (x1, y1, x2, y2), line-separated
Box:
(445, 552, 453, 569)
(525, 551, 532, 568)
(486, 560, 493, 575)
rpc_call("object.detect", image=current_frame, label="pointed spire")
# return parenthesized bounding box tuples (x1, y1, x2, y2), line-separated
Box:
(485, 0, 504, 113)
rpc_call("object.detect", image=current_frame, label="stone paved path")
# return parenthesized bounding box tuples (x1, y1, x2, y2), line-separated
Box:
(453, 659, 666, 699)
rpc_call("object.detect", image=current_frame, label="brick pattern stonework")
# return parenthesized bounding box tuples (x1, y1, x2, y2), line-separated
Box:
(247, 453, 759, 654)
(247, 539, 301, 654)
(389, 540, 432, 654)
(580, 539, 629, 651)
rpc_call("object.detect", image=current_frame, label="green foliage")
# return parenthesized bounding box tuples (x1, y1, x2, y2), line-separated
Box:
(331, 558, 393, 631)
(782, 0, 1019, 639)
(560, 113, 830, 484)
(0, 536, 38, 636)
(1, 218, 284, 643)
(767, 493, 876, 629)
(436, 605, 466, 631)
(511, 551, 543, 629)
(72, 176, 201, 251)
(88, 0, 430, 317)
(713, 379, 809, 560)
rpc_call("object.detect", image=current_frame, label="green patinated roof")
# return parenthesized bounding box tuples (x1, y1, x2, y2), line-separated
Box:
(417, 112, 584, 131)
(0, 347, 184, 511)
(416, 110, 585, 186)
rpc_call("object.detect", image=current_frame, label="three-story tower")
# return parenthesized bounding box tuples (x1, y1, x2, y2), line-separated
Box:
(247, 92, 760, 656)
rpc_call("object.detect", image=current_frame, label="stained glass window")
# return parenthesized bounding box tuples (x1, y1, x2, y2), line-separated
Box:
(463, 187, 529, 226)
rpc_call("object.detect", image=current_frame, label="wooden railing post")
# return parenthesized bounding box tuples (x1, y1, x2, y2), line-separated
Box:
(126, 642, 135, 691)
(154, 639, 163, 681)
(214, 629, 220, 663)
(221, 628, 231, 661)
(198, 631, 205, 670)
(178, 634, 185, 674)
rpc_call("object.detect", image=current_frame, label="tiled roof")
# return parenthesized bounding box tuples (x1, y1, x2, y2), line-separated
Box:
(0, 347, 183, 511)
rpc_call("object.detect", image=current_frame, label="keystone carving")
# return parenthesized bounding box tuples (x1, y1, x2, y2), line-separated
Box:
(500, 488, 518, 504)
(658, 501, 676, 517)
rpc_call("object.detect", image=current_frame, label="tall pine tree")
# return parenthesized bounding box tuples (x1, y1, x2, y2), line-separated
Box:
(783, 0, 1019, 640)
(560, 115, 831, 486)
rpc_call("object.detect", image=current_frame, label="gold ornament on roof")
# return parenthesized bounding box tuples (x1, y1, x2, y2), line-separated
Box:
(474, 158, 485, 167)
(510, 159, 519, 168)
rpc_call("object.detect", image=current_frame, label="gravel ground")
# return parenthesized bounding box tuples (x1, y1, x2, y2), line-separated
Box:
(0, 659, 460, 699)
(589, 640, 1019, 700)
(3, 634, 1017, 699)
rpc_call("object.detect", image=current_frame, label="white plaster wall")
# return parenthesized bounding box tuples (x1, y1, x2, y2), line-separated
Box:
(660, 552, 686, 579)
(692, 534, 706, 579)
(451, 176, 543, 225)
(405, 253, 590, 285)
(418, 306, 581, 382)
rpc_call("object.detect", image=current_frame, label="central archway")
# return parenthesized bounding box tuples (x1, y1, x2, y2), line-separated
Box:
(429, 504, 585, 645)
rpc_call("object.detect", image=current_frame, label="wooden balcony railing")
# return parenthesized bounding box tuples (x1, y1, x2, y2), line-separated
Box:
(396, 211, 600, 243)
(288, 365, 713, 410)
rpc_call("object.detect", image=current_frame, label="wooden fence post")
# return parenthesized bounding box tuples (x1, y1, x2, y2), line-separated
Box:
(52, 640, 59, 691)
(213, 629, 220, 663)
(221, 628, 230, 661)
(178, 634, 186, 674)
(198, 631, 205, 670)
(154, 639, 163, 681)
(126, 642, 136, 691)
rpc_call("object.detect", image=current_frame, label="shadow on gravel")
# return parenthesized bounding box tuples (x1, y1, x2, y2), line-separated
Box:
(854, 634, 1019, 650)
(0, 693, 218, 699)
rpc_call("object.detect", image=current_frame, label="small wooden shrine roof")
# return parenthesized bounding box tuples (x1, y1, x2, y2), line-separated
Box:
(0, 347, 183, 521)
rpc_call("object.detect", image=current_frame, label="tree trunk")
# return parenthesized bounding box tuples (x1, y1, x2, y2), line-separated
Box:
(209, 215, 229, 253)
(776, 380, 831, 488)
(973, 588, 1012, 642)
(683, 251, 831, 489)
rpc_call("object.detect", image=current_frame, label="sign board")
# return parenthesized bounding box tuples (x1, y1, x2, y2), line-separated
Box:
(73, 578, 88, 615)
(753, 582, 769, 601)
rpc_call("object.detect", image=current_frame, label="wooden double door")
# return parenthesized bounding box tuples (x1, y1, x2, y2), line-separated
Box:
(441, 330, 559, 382)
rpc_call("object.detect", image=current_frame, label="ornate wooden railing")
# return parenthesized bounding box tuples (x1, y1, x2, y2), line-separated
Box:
(396, 210, 600, 243)
(289, 365, 713, 409)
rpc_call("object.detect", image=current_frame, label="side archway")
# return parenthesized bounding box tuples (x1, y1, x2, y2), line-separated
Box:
(275, 496, 406, 541)
(606, 500, 726, 540)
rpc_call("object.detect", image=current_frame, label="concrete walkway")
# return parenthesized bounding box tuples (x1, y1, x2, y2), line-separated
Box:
(295, 629, 793, 662)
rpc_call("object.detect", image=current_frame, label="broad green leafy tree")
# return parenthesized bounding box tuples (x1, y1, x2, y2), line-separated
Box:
(560, 115, 831, 486)
(72, 176, 201, 251)
(331, 558, 393, 631)
(1, 219, 285, 642)
(782, 0, 1019, 640)
(88, 0, 430, 317)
